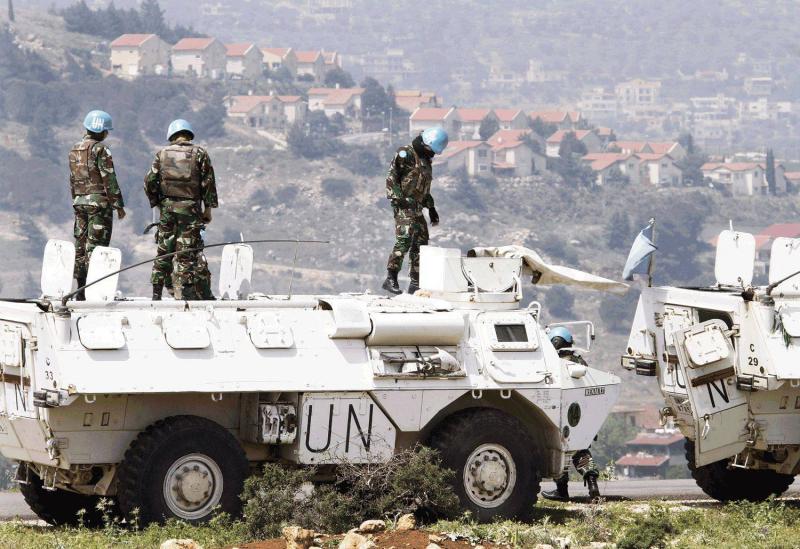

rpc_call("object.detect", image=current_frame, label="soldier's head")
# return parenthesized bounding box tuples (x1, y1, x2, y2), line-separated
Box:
(83, 110, 113, 141)
(549, 326, 574, 352)
(167, 119, 195, 143)
(421, 127, 449, 156)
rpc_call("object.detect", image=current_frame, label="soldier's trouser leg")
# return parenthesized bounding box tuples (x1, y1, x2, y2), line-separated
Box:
(573, 449, 599, 481)
(194, 253, 213, 299)
(151, 211, 177, 288)
(73, 205, 112, 283)
(387, 208, 414, 273)
(174, 216, 202, 300)
(408, 214, 429, 281)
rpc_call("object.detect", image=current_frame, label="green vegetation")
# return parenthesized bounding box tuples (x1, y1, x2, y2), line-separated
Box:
(242, 447, 459, 538)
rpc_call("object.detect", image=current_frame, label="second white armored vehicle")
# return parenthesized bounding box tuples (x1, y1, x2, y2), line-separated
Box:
(623, 230, 800, 501)
(0, 242, 621, 525)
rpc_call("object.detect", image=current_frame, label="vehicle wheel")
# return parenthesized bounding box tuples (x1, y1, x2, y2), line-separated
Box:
(429, 408, 541, 522)
(117, 415, 249, 525)
(19, 465, 117, 527)
(686, 440, 793, 502)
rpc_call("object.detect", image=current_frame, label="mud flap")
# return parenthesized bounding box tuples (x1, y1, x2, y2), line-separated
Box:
(674, 319, 749, 466)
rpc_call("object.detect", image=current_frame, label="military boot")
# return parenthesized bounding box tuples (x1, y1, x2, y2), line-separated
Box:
(75, 275, 86, 301)
(541, 474, 570, 501)
(152, 283, 163, 301)
(382, 270, 402, 295)
(586, 473, 601, 501)
(408, 274, 420, 295)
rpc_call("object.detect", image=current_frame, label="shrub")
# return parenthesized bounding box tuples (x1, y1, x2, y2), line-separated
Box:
(242, 447, 459, 537)
(321, 178, 354, 199)
(338, 146, 384, 176)
(617, 504, 675, 549)
(546, 286, 574, 318)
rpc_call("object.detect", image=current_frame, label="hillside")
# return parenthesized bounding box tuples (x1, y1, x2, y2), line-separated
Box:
(3, 9, 800, 404)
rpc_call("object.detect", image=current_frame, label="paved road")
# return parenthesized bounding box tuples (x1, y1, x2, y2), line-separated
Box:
(2, 478, 798, 521)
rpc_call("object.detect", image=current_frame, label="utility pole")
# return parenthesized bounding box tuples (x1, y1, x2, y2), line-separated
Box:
(8, 0, 15, 22)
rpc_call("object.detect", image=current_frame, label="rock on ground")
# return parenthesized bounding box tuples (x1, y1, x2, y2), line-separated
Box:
(358, 519, 386, 534)
(160, 540, 203, 549)
(338, 531, 375, 549)
(282, 526, 317, 549)
(395, 513, 416, 531)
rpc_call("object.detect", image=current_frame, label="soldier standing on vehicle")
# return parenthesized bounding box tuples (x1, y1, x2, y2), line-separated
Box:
(69, 110, 126, 300)
(383, 127, 448, 295)
(144, 119, 217, 300)
(542, 327, 602, 501)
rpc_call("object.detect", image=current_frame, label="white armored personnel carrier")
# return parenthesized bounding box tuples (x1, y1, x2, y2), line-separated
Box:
(623, 230, 800, 501)
(0, 241, 620, 525)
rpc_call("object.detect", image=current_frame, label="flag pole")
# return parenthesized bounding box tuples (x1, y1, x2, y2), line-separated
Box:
(647, 217, 656, 287)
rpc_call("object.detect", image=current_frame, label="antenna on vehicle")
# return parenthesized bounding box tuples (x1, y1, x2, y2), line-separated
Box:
(58, 238, 329, 306)
(287, 240, 300, 298)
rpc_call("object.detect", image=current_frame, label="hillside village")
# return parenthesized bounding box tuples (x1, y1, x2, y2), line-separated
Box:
(110, 30, 796, 198)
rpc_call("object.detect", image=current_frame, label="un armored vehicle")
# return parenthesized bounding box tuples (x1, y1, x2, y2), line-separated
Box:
(623, 230, 800, 501)
(0, 241, 621, 525)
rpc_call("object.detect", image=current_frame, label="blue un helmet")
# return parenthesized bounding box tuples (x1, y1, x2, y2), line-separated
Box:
(421, 126, 449, 155)
(167, 119, 195, 142)
(83, 110, 113, 133)
(549, 327, 574, 351)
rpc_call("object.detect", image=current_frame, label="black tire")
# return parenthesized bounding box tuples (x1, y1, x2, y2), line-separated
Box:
(686, 440, 794, 502)
(429, 408, 541, 522)
(19, 466, 118, 527)
(117, 415, 249, 525)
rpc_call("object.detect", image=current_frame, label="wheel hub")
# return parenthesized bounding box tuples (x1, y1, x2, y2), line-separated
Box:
(463, 444, 517, 508)
(163, 454, 223, 520)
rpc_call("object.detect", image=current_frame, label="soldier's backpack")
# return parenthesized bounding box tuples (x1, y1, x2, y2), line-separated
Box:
(159, 144, 202, 200)
(68, 139, 106, 196)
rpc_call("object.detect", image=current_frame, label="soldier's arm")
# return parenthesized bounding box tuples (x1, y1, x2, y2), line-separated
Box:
(385, 148, 411, 203)
(143, 153, 162, 208)
(422, 192, 435, 209)
(198, 149, 219, 209)
(96, 145, 124, 209)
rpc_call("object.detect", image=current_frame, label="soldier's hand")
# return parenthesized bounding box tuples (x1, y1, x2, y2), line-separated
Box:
(201, 209, 213, 223)
(429, 207, 440, 226)
(117, 208, 127, 220)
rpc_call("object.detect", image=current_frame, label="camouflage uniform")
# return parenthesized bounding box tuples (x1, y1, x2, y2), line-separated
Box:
(385, 144, 434, 278)
(163, 230, 214, 300)
(144, 137, 217, 300)
(68, 135, 124, 283)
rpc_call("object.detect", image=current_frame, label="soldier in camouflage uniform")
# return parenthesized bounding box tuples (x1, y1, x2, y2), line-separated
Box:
(144, 119, 217, 301)
(69, 110, 126, 300)
(542, 327, 602, 501)
(163, 226, 214, 300)
(383, 127, 449, 294)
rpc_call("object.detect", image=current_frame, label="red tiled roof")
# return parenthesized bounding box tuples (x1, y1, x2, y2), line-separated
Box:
(395, 96, 432, 112)
(456, 108, 492, 122)
(487, 129, 532, 150)
(759, 223, 800, 239)
(636, 152, 670, 161)
(410, 107, 453, 121)
(295, 50, 321, 63)
(438, 140, 483, 160)
(225, 43, 256, 57)
(626, 433, 684, 446)
(493, 109, 524, 122)
(262, 47, 292, 58)
(278, 95, 302, 103)
(529, 110, 580, 124)
(546, 129, 593, 143)
(308, 87, 364, 105)
(110, 34, 156, 48)
(701, 162, 762, 172)
(617, 454, 669, 467)
(596, 126, 614, 136)
(173, 37, 217, 51)
(785, 171, 800, 181)
(228, 96, 271, 114)
(609, 140, 648, 152)
(583, 152, 629, 171)
(648, 142, 679, 154)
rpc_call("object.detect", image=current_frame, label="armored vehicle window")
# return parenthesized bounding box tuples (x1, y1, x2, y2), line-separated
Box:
(495, 324, 528, 343)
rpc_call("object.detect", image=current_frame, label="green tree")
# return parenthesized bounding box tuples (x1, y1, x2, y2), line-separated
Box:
(678, 132, 695, 155)
(478, 116, 500, 141)
(558, 131, 588, 158)
(7, 0, 14, 22)
(323, 67, 355, 88)
(546, 286, 574, 318)
(605, 211, 631, 248)
(530, 116, 557, 139)
(766, 148, 776, 195)
(591, 414, 640, 469)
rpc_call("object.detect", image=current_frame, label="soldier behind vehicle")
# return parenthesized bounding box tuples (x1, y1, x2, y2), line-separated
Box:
(541, 327, 602, 501)
(144, 119, 217, 300)
(382, 127, 449, 295)
(163, 226, 215, 300)
(68, 110, 127, 300)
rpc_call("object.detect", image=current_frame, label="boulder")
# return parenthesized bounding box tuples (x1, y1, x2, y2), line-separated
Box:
(338, 531, 375, 549)
(358, 519, 386, 534)
(160, 540, 203, 549)
(395, 513, 416, 531)
(282, 526, 317, 549)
